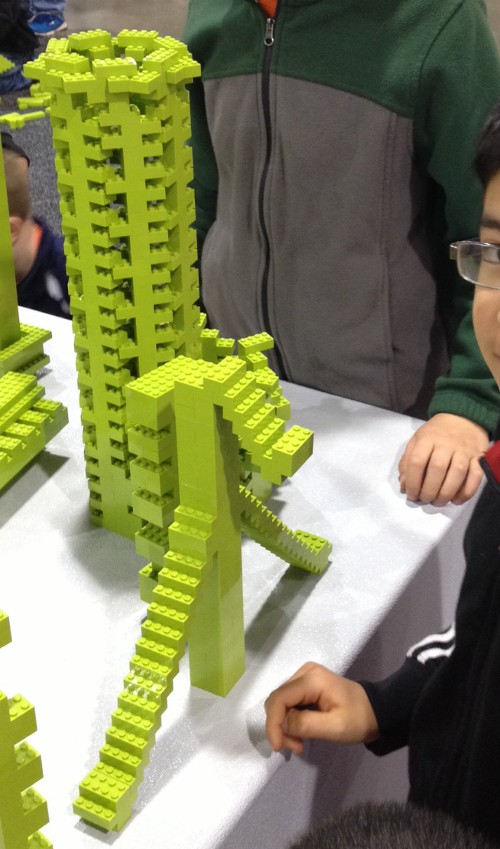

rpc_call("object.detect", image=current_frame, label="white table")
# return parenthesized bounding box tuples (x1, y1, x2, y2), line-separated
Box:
(0, 308, 475, 848)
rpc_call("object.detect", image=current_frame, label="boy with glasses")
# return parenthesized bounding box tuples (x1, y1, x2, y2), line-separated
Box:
(265, 100, 500, 845)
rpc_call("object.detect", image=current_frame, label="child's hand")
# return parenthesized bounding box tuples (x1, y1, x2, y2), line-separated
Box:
(398, 413, 488, 507)
(264, 662, 379, 755)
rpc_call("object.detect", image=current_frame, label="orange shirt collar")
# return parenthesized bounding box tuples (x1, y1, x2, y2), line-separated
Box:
(258, 0, 277, 18)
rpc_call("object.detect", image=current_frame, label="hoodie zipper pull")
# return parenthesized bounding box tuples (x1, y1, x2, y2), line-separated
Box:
(264, 17, 275, 46)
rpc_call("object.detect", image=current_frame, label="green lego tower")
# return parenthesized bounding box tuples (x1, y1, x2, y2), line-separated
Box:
(0, 611, 52, 849)
(25, 30, 204, 538)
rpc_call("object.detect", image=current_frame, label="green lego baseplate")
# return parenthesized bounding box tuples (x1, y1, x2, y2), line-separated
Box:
(0, 611, 52, 849)
(74, 352, 331, 831)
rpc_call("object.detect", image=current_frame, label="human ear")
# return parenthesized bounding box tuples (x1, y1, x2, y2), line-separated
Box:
(9, 215, 23, 245)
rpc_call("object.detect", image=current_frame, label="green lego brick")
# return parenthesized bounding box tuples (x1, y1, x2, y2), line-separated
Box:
(21, 787, 49, 837)
(72, 794, 117, 831)
(138, 563, 159, 602)
(150, 580, 196, 616)
(132, 489, 176, 526)
(123, 670, 171, 705)
(135, 523, 170, 562)
(130, 456, 175, 496)
(140, 619, 184, 653)
(8, 695, 37, 743)
(28, 831, 53, 849)
(0, 611, 12, 648)
(129, 652, 174, 684)
(134, 636, 178, 667)
(15, 741, 44, 790)
(99, 742, 143, 779)
(237, 332, 274, 358)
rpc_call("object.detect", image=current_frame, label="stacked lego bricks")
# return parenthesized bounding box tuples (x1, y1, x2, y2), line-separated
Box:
(0, 611, 52, 849)
(24, 30, 203, 538)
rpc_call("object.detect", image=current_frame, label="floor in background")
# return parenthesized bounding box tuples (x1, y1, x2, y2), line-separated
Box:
(66, 0, 189, 40)
(487, 0, 500, 48)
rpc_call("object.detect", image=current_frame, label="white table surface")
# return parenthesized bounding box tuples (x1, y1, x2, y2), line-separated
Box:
(0, 308, 476, 848)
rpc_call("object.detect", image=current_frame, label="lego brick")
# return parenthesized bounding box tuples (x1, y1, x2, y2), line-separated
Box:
(0, 611, 12, 648)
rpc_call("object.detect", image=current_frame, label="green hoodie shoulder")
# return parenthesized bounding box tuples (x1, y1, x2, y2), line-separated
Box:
(184, 0, 500, 425)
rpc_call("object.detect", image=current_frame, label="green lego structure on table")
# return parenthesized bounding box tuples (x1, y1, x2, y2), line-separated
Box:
(0, 110, 67, 491)
(24, 30, 204, 538)
(21, 30, 333, 832)
(73, 347, 331, 832)
(0, 611, 52, 849)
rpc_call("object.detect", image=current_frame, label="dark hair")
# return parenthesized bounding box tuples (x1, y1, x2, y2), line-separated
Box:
(289, 802, 496, 849)
(1, 131, 30, 165)
(475, 100, 500, 187)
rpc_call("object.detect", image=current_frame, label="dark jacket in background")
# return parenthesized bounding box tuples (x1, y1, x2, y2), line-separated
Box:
(0, 0, 37, 56)
(17, 218, 70, 319)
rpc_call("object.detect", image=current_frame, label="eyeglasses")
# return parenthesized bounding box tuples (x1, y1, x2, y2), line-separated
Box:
(450, 239, 500, 289)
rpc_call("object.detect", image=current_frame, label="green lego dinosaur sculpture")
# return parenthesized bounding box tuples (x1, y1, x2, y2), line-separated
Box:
(74, 350, 331, 831)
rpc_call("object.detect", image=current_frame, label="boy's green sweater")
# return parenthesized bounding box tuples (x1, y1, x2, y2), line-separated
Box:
(184, 0, 500, 427)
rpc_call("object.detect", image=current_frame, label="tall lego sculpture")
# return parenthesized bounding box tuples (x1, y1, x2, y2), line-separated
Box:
(22, 32, 333, 831)
(0, 108, 67, 491)
(25, 30, 204, 537)
(0, 611, 52, 849)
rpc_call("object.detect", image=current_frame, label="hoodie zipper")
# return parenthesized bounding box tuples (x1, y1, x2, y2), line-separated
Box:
(257, 0, 287, 377)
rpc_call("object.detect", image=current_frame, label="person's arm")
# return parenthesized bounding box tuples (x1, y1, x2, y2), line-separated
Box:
(187, 77, 219, 267)
(360, 658, 436, 756)
(265, 662, 379, 755)
(265, 625, 455, 755)
(399, 1, 500, 507)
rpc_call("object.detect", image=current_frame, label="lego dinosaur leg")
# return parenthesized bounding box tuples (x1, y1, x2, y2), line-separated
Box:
(175, 391, 245, 697)
(239, 485, 331, 575)
(73, 528, 211, 832)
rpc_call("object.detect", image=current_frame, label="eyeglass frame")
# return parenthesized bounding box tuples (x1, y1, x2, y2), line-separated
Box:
(450, 238, 500, 290)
